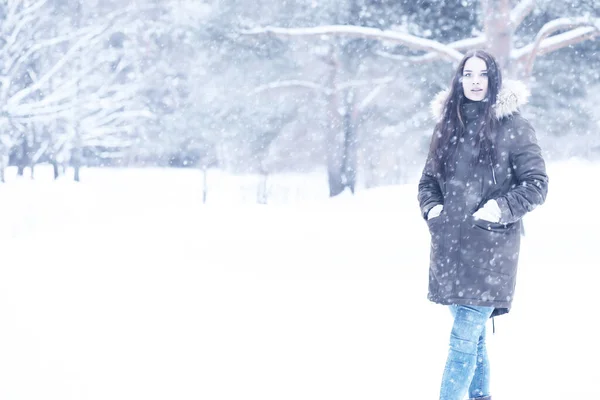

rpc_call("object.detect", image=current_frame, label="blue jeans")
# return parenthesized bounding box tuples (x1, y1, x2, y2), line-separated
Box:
(439, 305, 494, 400)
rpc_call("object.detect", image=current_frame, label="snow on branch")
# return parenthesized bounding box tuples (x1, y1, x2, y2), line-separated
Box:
(376, 35, 485, 64)
(252, 80, 330, 95)
(4, 2, 142, 107)
(17, 0, 48, 17)
(0, 2, 150, 158)
(4, 25, 102, 76)
(8, 65, 106, 116)
(539, 25, 599, 51)
(15, 58, 137, 117)
(2, 12, 38, 53)
(9, 103, 77, 121)
(83, 110, 153, 133)
(513, 17, 600, 74)
(510, 0, 536, 30)
(1, 1, 52, 57)
(357, 85, 384, 112)
(252, 76, 394, 97)
(6, 28, 110, 108)
(337, 76, 394, 91)
(242, 25, 464, 63)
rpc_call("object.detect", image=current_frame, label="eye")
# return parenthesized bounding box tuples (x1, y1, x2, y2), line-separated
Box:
(481, 72, 488, 77)
(463, 73, 471, 77)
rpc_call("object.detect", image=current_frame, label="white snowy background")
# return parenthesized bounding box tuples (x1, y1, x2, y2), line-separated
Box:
(0, 160, 598, 400)
(1, 1, 600, 399)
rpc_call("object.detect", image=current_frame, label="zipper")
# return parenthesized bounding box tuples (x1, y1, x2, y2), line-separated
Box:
(490, 160, 498, 185)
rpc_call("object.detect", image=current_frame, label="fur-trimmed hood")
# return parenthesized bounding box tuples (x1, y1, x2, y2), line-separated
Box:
(430, 79, 530, 122)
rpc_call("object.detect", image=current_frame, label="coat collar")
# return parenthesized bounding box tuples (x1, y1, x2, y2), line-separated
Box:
(430, 79, 530, 122)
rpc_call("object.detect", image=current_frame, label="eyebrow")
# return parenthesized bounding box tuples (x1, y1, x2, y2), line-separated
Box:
(464, 69, 488, 72)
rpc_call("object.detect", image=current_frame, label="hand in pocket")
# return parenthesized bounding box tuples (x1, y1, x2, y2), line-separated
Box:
(473, 199, 501, 223)
(428, 204, 443, 220)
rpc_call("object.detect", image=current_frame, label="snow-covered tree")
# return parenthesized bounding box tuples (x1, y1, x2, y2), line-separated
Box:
(246, 0, 598, 78)
(243, 0, 599, 195)
(0, 0, 151, 181)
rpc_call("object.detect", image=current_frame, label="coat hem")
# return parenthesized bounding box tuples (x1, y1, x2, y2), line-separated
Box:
(427, 295, 511, 310)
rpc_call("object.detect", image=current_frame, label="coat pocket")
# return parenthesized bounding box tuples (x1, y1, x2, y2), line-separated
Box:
(472, 218, 514, 233)
(427, 214, 446, 279)
(426, 214, 444, 248)
(462, 216, 520, 277)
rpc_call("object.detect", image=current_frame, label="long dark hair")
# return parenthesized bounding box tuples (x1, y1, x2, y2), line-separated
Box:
(429, 50, 502, 177)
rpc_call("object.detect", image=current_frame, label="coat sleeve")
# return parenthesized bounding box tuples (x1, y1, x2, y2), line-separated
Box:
(418, 153, 444, 221)
(496, 116, 549, 224)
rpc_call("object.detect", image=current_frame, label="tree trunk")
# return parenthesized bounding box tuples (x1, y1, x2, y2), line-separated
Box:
(340, 88, 358, 194)
(16, 139, 28, 176)
(327, 134, 345, 197)
(51, 160, 60, 179)
(72, 147, 82, 182)
(202, 166, 208, 204)
(325, 50, 346, 197)
(257, 170, 268, 204)
(483, 0, 513, 73)
(0, 147, 8, 183)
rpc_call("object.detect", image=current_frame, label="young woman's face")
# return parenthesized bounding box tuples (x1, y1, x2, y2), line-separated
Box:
(461, 57, 488, 101)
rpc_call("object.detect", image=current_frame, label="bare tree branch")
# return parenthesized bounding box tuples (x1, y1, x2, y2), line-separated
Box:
(241, 25, 464, 63)
(10, 104, 79, 122)
(6, 0, 20, 18)
(375, 36, 486, 64)
(513, 18, 600, 75)
(376, 35, 486, 63)
(8, 62, 105, 115)
(2, 11, 39, 54)
(337, 76, 394, 91)
(357, 84, 384, 112)
(510, 0, 536, 30)
(531, 26, 599, 54)
(83, 139, 135, 148)
(82, 110, 153, 132)
(5, 25, 101, 75)
(252, 80, 330, 95)
(14, 55, 136, 117)
(6, 25, 113, 108)
(19, 0, 48, 17)
(252, 76, 395, 97)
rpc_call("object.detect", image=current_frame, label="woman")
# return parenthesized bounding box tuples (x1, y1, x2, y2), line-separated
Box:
(418, 50, 549, 400)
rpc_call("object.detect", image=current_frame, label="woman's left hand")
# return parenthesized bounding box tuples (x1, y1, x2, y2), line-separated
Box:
(473, 199, 501, 223)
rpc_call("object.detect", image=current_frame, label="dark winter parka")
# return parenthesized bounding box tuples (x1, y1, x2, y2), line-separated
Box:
(418, 80, 549, 318)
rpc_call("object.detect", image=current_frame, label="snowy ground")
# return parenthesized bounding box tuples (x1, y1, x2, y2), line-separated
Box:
(0, 161, 598, 400)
